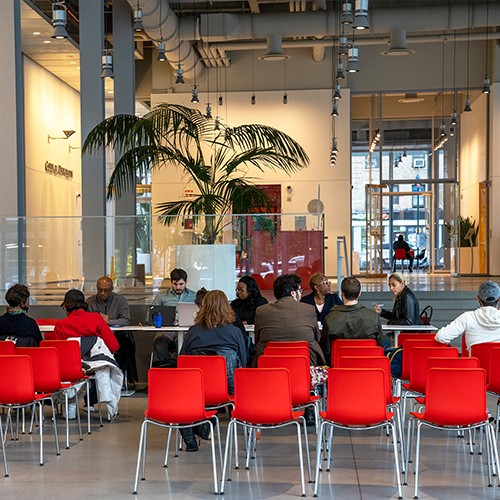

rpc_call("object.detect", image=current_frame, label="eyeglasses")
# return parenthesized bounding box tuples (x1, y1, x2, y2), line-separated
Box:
(297, 287, 303, 294)
(236, 287, 247, 292)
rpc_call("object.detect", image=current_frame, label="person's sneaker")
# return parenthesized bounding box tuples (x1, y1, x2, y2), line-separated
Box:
(83, 405, 95, 413)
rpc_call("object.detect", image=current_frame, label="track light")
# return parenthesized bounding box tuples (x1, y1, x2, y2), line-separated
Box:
(175, 64, 185, 84)
(205, 103, 212, 119)
(463, 95, 472, 112)
(341, 1, 353, 24)
(157, 41, 167, 62)
(336, 59, 346, 80)
(352, 0, 370, 30)
(347, 45, 360, 72)
(482, 76, 491, 94)
(101, 50, 114, 79)
(133, 4, 144, 32)
(334, 81, 342, 100)
(51, 2, 68, 40)
(191, 85, 199, 103)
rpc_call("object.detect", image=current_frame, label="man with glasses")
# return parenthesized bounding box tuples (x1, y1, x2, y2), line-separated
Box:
(301, 273, 342, 327)
(87, 276, 136, 383)
(253, 274, 325, 367)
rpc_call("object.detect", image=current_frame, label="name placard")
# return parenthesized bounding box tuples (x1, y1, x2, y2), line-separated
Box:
(45, 161, 73, 179)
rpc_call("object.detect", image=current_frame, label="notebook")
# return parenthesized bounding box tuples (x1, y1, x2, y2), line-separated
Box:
(176, 302, 199, 327)
(147, 305, 177, 326)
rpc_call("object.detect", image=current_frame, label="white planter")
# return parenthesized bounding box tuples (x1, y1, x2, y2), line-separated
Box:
(174, 244, 236, 300)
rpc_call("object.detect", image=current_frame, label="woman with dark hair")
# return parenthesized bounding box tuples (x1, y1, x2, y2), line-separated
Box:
(374, 272, 422, 325)
(230, 275, 268, 325)
(179, 290, 247, 451)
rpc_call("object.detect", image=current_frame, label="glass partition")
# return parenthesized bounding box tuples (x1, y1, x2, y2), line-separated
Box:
(0, 212, 324, 305)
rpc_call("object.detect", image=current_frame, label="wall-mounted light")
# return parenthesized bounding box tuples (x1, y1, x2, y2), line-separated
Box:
(101, 50, 114, 79)
(51, 2, 68, 40)
(47, 130, 75, 143)
(68, 145, 81, 153)
(133, 3, 144, 32)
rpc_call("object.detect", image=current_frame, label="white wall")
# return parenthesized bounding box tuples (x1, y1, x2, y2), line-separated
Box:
(23, 56, 82, 284)
(150, 89, 351, 278)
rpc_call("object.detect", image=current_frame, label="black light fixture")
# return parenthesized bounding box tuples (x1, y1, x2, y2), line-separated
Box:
(347, 40, 360, 72)
(336, 58, 345, 80)
(51, 2, 68, 40)
(175, 64, 185, 84)
(157, 41, 167, 62)
(205, 103, 212, 119)
(338, 32, 348, 56)
(191, 84, 199, 103)
(341, 1, 353, 24)
(331, 100, 339, 116)
(251, 94, 256, 105)
(333, 81, 342, 100)
(101, 49, 114, 78)
(352, 0, 369, 30)
(133, 2, 144, 32)
(330, 138, 339, 166)
(283, 92, 288, 105)
(214, 117, 221, 131)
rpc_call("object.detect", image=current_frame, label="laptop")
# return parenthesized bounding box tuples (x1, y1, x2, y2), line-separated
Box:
(147, 305, 177, 326)
(177, 302, 199, 327)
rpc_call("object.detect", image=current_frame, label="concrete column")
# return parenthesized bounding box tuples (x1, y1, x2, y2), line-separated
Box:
(113, 0, 137, 282)
(80, 0, 107, 287)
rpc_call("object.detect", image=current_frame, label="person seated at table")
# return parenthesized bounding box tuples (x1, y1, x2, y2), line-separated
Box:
(179, 289, 247, 452)
(435, 280, 500, 354)
(87, 276, 137, 384)
(321, 277, 383, 362)
(393, 234, 414, 272)
(0, 284, 42, 346)
(230, 275, 268, 325)
(373, 272, 422, 326)
(151, 268, 196, 367)
(301, 273, 342, 326)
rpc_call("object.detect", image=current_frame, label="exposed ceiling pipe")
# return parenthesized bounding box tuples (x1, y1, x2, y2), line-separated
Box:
(126, 0, 203, 80)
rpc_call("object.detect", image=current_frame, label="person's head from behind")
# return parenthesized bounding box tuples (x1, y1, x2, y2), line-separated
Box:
(195, 289, 235, 329)
(96, 276, 113, 302)
(61, 289, 88, 313)
(397, 234, 404, 242)
(477, 281, 500, 308)
(5, 284, 30, 310)
(340, 277, 361, 302)
(170, 268, 188, 295)
(273, 274, 302, 301)
(236, 275, 262, 302)
(309, 273, 330, 296)
(388, 272, 406, 296)
(195, 287, 208, 307)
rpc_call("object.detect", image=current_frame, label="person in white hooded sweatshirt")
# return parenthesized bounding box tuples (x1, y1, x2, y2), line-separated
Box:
(435, 280, 500, 353)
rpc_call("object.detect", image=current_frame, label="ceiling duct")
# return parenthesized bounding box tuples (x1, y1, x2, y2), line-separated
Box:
(398, 93, 424, 104)
(258, 34, 291, 61)
(381, 28, 414, 56)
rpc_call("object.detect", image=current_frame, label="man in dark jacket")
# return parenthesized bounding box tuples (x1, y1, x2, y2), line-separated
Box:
(393, 234, 414, 272)
(0, 284, 42, 345)
(321, 277, 383, 363)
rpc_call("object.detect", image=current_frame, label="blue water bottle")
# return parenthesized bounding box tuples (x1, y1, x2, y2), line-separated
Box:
(154, 312, 162, 328)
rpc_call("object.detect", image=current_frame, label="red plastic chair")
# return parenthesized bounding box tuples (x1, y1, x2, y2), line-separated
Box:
(337, 356, 405, 473)
(133, 368, 219, 495)
(406, 368, 499, 498)
(397, 333, 440, 347)
(0, 341, 16, 355)
(486, 348, 500, 439)
(0, 355, 59, 471)
(470, 342, 500, 381)
(313, 367, 403, 498)
(331, 339, 378, 366)
(393, 247, 409, 271)
(220, 367, 308, 496)
(399, 339, 443, 383)
(40, 340, 99, 447)
(333, 345, 383, 368)
(263, 345, 311, 366)
(266, 340, 310, 349)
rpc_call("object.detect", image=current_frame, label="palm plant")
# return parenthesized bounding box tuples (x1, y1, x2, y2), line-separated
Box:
(83, 103, 309, 243)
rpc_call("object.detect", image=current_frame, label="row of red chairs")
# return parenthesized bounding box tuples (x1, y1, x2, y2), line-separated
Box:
(0, 339, 102, 476)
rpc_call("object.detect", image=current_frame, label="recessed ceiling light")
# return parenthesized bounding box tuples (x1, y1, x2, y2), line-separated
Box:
(43, 40, 51, 44)
(33, 31, 41, 35)
(69, 61, 76, 64)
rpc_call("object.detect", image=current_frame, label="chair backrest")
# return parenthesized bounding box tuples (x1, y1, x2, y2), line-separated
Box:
(35, 318, 61, 326)
(487, 348, 500, 394)
(232, 367, 295, 424)
(16, 347, 62, 393)
(407, 346, 459, 394)
(258, 355, 311, 406)
(397, 333, 440, 347)
(423, 368, 487, 426)
(470, 342, 500, 376)
(333, 345, 383, 368)
(394, 248, 407, 260)
(40, 340, 84, 383)
(337, 356, 393, 405)
(147, 368, 207, 423)
(426, 356, 480, 371)
(177, 355, 231, 405)
(263, 346, 310, 366)
(332, 339, 377, 366)
(266, 340, 309, 349)
(0, 355, 36, 404)
(325, 368, 388, 425)
(400, 339, 444, 380)
(0, 340, 16, 355)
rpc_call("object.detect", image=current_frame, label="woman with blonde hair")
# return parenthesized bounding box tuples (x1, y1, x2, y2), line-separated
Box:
(373, 272, 422, 325)
(179, 290, 247, 451)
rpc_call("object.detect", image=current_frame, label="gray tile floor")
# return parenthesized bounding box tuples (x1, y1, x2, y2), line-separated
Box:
(3, 390, 500, 499)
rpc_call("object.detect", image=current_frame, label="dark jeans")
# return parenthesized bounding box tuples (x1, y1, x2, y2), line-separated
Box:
(113, 331, 137, 382)
(153, 331, 178, 367)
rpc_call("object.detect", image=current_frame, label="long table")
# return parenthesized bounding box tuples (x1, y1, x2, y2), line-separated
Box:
(381, 324, 438, 345)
